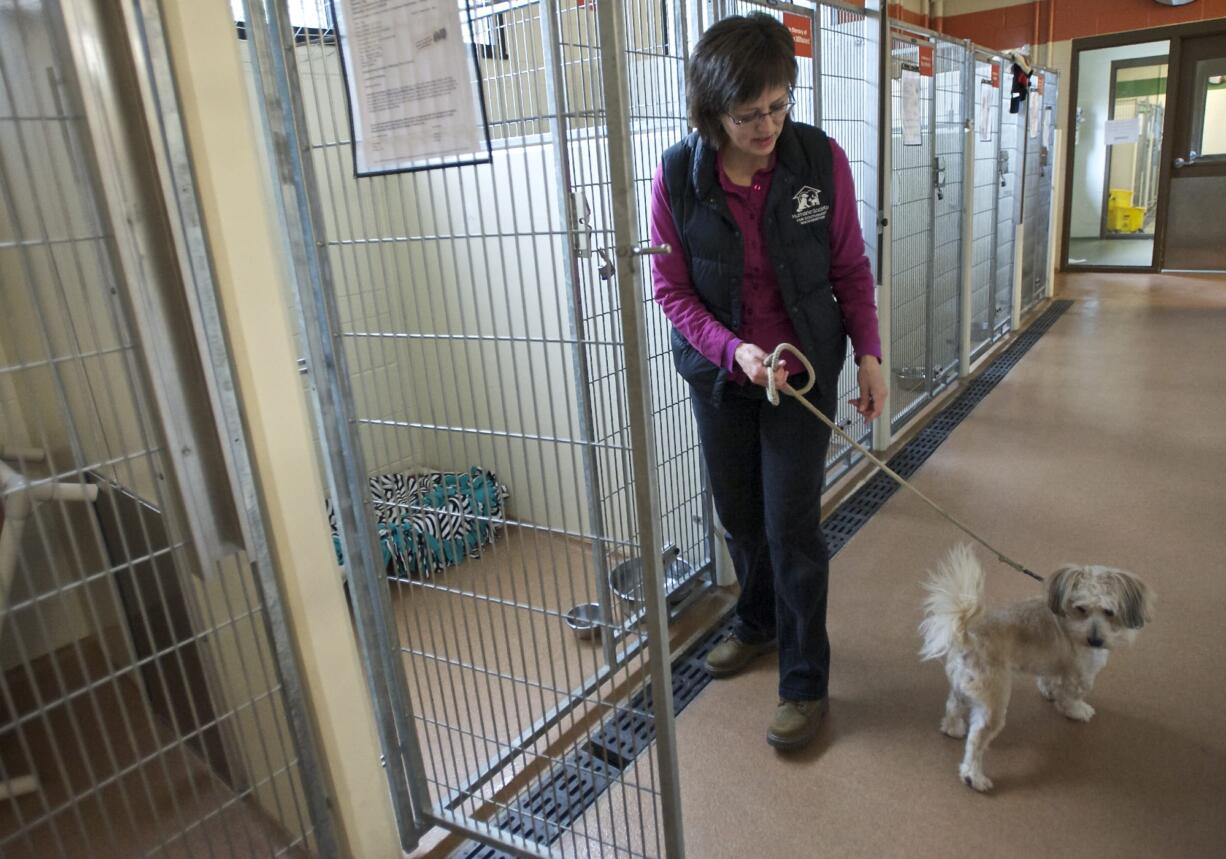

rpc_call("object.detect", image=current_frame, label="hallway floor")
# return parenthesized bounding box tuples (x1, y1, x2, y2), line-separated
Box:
(579, 271, 1226, 858)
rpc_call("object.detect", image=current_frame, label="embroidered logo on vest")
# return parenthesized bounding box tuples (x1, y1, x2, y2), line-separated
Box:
(792, 185, 829, 226)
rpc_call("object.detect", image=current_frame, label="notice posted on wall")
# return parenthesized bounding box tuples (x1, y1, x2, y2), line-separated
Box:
(333, 0, 491, 175)
(902, 67, 922, 146)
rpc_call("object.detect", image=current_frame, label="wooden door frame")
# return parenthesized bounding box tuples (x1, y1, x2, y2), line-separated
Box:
(1060, 18, 1226, 273)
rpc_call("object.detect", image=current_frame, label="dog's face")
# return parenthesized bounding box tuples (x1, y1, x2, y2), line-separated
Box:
(1046, 565, 1154, 649)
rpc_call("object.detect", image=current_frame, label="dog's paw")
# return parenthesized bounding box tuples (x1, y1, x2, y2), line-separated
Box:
(1057, 700, 1095, 722)
(940, 716, 967, 739)
(959, 764, 993, 793)
(1037, 677, 1058, 702)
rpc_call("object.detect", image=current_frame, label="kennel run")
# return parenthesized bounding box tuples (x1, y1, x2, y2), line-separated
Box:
(0, 0, 1061, 856)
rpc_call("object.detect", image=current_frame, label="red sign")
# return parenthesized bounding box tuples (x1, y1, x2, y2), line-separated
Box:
(918, 45, 934, 76)
(783, 12, 814, 59)
(1036, 73, 1045, 94)
(991, 64, 1000, 88)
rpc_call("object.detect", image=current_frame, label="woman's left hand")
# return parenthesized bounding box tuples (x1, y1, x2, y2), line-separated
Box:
(850, 356, 887, 421)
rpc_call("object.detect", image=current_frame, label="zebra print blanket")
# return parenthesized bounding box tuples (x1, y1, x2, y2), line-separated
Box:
(326, 467, 508, 577)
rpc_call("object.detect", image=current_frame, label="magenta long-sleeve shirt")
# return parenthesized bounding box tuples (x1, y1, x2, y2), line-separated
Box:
(650, 137, 881, 383)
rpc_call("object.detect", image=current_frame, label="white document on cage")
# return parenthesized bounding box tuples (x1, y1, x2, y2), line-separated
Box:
(978, 81, 994, 142)
(334, 0, 483, 174)
(902, 68, 922, 146)
(1103, 117, 1141, 146)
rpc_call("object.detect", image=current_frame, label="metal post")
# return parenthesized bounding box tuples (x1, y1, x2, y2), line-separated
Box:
(1047, 126, 1061, 298)
(243, 0, 430, 849)
(959, 42, 975, 378)
(1011, 221, 1025, 330)
(924, 37, 937, 400)
(988, 56, 1004, 339)
(874, 1, 893, 452)
(593, 1, 686, 856)
(538, 0, 617, 670)
(812, 4, 823, 127)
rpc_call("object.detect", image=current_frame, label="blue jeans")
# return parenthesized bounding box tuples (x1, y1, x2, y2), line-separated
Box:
(690, 381, 834, 701)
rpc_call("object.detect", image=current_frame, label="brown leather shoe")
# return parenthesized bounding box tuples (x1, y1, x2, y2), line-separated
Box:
(704, 634, 776, 679)
(767, 698, 828, 750)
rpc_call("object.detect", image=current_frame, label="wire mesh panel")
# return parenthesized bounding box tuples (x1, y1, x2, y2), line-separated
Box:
(818, 1, 879, 482)
(1027, 70, 1058, 307)
(994, 62, 1024, 340)
(0, 3, 322, 856)
(242, 0, 692, 855)
(690, 1, 881, 484)
(968, 54, 1000, 360)
(928, 37, 965, 393)
(1019, 71, 1042, 314)
(888, 31, 933, 430)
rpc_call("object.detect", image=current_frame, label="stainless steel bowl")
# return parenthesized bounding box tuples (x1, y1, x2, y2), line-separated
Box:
(894, 366, 930, 392)
(565, 602, 602, 640)
(609, 546, 697, 613)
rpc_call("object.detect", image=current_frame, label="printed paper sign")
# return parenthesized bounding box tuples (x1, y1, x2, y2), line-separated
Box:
(1037, 73, 1045, 95)
(334, 0, 487, 174)
(783, 12, 814, 59)
(918, 45, 934, 76)
(991, 64, 1000, 88)
(1104, 117, 1141, 145)
(978, 81, 994, 142)
(902, 67, 922, 145)
(1029, 84, 1041, 138)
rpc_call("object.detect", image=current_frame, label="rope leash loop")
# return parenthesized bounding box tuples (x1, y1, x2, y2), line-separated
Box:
(763, 343, 1043, 583)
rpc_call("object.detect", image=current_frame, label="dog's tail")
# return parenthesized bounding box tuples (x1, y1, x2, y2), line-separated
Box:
(919, 544, 985, 661)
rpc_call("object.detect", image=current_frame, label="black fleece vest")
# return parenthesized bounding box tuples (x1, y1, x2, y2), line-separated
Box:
(660, 120, 846, 403)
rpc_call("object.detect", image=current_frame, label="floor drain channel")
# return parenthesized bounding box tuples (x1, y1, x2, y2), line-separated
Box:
(456, 300, 1072, 857)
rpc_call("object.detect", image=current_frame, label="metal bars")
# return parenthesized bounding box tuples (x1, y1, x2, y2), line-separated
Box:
(0, 1, 326, 856)
(242, 0, 693, 855)
(718, 0, 882, 482)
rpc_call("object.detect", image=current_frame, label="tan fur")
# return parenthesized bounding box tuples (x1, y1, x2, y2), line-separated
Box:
(919, 545, 1154, 792)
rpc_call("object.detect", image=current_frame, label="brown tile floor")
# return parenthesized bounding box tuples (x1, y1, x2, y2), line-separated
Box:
(571, 271, 1226, 857)
(0, 641, 308, 858)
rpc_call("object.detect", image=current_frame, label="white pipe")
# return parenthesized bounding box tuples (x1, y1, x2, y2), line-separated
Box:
(0, 446, 46, 463)
(0, 458, 99, 619)
(0, 774, 38, 801)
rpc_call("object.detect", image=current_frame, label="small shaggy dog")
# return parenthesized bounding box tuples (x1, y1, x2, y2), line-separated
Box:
(919, 545, 1154, 792)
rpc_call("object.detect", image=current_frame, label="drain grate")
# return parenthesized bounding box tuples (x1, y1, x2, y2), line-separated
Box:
(456, 300, 1071, 857)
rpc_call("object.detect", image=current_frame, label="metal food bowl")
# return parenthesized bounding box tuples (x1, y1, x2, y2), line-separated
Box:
(565, 603, 602, 640)
(609, 546, 697, 614)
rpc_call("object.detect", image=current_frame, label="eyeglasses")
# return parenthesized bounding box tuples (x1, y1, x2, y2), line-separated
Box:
(726, 96, 795, 127)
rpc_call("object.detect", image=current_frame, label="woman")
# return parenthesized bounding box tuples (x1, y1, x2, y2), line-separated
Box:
(650, 13, 886, 750)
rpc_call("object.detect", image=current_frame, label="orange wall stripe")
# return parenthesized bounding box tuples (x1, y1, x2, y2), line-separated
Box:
(938, 0, 1226, 52)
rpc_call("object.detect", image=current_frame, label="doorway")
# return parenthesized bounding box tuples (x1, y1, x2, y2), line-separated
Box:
(1063, 20, 1226, 273)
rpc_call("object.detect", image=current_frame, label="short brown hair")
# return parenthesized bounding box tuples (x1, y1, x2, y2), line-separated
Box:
(686, 14, 798, 148)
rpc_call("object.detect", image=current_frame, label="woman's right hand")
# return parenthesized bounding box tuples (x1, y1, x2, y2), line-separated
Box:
(735, 342, 788, 389)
